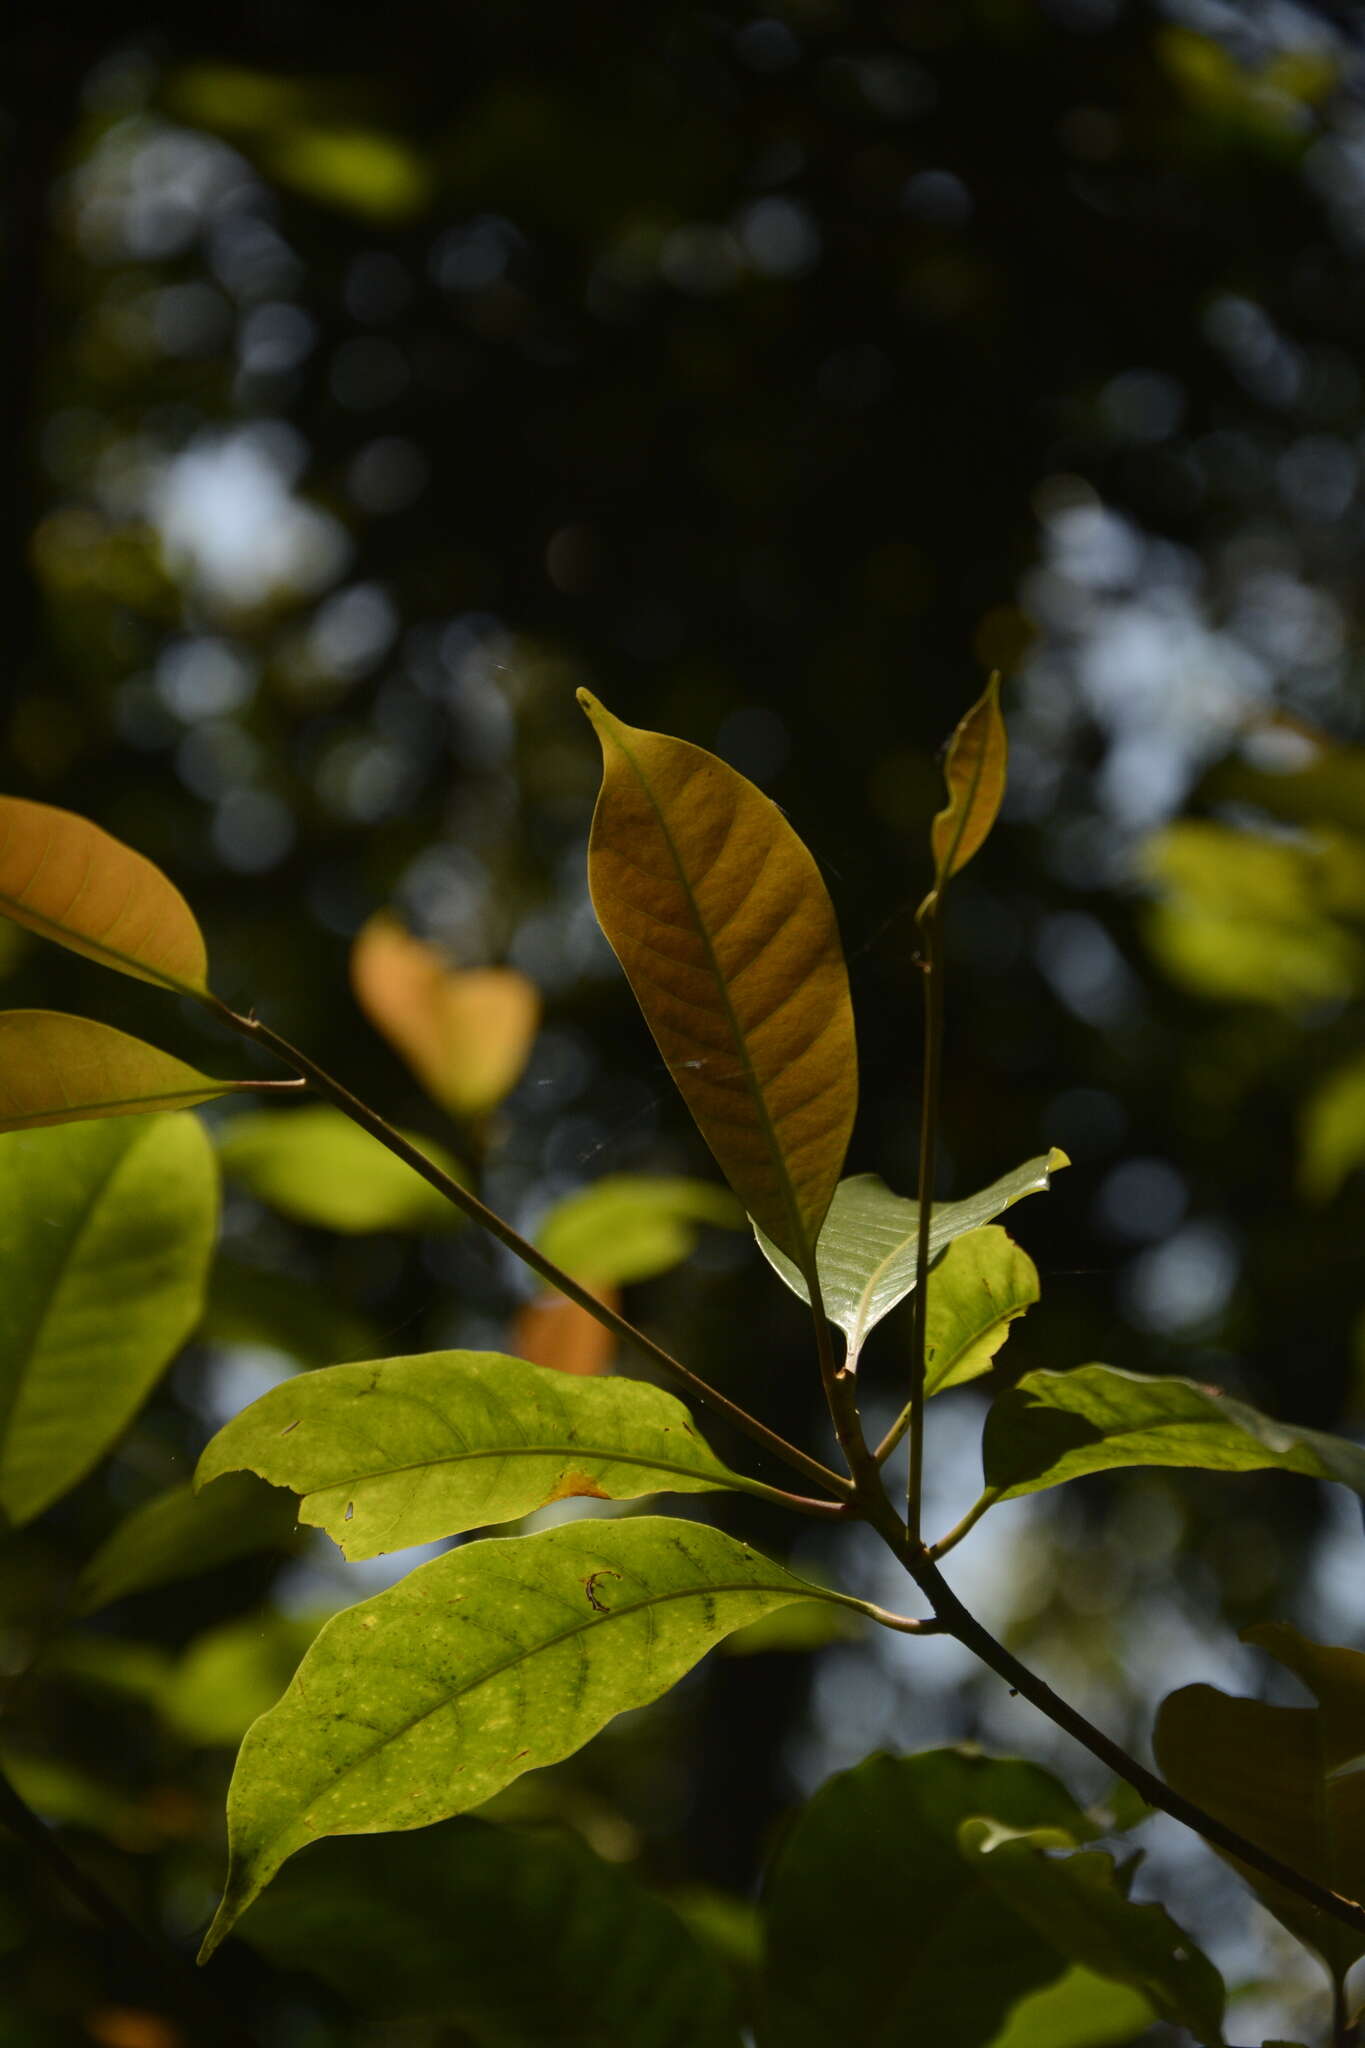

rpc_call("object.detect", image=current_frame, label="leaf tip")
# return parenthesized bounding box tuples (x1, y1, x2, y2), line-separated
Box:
(1046, 1146, 1072, 1174)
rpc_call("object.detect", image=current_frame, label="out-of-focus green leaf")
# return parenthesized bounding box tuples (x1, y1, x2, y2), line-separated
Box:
(0, 1750, 166, 1852)
(239, 1818, 744, 2044)
(1155, 1625, 1365, 1981)
(760, 1749, 1094, 2048)
(197, 1350, 753, 1559)
(924, 1226, 1039, 1395)
(0, 1116, 216, 1525)
(756, 1152, 1066, 1361)
(721, 1600, 862, 1655)
(579, 691, 857, 1279)
(217, 1104, 465, 1233)
(922, 672, 1007, 914)
(983, 1365, 1365, 1503)
(985, 1966, 1155, 2048)
(959, 1820, 1224, 2043)
(1300, 1055, 1365, 1202)
(75, 1474, 297, 1616)
(203, 1257, 378, 1368)
(536, 1174, 743, 1286)
(200, 1518, 836, 1959)
(265, 127, 432, 220)
(160, 1612, 323, 1749)
(0, 1011, 283, 1132)
(0, 796, 209, 996)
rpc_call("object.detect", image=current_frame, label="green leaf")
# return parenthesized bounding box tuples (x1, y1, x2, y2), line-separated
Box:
(923, 672, 1008, 912)
(196, 1350, 755, 1559)
(217, 1105, 466, 1233)
(1155, 1624, 1365, 1981)
(1300, 1053, 1365, 1202)
(0, 1011, 286, 1132)
(925, 1226, 1039, 1395)
(756, 1151, 1067, 1359)
(985, 1966, 1155, 2048)
(760, 1748, 1095, 2048)
(0, 796, 210, 996)
(75, 1474, 297, 1616)
(200, 1516, 833, 1959)
(579, 691, 857, 1278)
(0, 1116, 217, 1525)
(237, 1817, 744, 2044)
(983, 1364, 1365, 1504)
(536, 1174, 743, 1285)
(959, 1820, 1224, 2043)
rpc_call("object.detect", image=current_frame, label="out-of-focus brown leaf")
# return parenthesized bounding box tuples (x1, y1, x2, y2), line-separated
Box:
(921, 673, 1007, 917)
(513, 1286, 621, 1377)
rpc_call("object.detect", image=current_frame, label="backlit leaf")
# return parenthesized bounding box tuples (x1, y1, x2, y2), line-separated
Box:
(350, 912, 540, 1119)
(579, 691, 856, 1277)
(924, 1227, 1039, 1395)
(1155, 1625, 1365, 1980)
(924, 672, 1008, 909)
(239, 1817, 743, 2045)
(75, 1474, 297, 1617)
(756, 1151, 1066, 1361)
(0, 797, 209, 996)
(983, 1365, 1365, 1503)
(985, 1967, 1154, 2048)
(199, 1516, 834, 1957)
(1300, 1054, 1365, 1202)
(536, 1174, 743, 1288)
(0, 1011, 278, 1132)
(217, 1104, 465, 1232)
(0, 1116, 216, 1525)
(196, 1349, 754, 1558)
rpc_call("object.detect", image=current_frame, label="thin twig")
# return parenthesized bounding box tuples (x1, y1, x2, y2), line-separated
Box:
(927, 1488, 1001, 1561)
(207, 1000, 853, 1509)
(906, 902, 944, 1542)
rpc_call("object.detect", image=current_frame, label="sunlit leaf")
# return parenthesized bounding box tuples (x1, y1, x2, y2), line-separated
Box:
(536, 1175, 744, 1288)
(1300, 1054, 1365, 1202)
(923, 672, 1007, 912)
(512, 1287, 621, 1377)
(75, 1474, 297, 1617)
(217, 1104, 465, 1233)
(238, 1817, 744, 2044)
(924, 1226, 1039, 1395)
(985, 1966, 1154, 2048)
(579, 691, 856, 1277)
(196, 1350, 755, 1559)
(0, 1116, 216, 1525)
(1155, 1625, 1365, 1980)
(0, 797, 209, 996)
(161, 1613, 323, 1749)
(350, 912, 541, 1119)
(756, 1151, 1067, 1360)
(760, 1748, 1095, 2048)
(0, 1011, 278, 1132)
(199, 1517, 835, 1957)
(959, 1820, 1224, 2044)
(983, 1365, 1365, 1504)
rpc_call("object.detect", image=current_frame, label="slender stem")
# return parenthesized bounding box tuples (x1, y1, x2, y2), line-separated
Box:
(0, 1763, 258, 2045)
(874, 1397, 912, 1466)
(208, 1000, 853, 1508)
(907, 901, 945, 1543)
(928, 1488, 1001, 1561)
(906, 1550, 1365, 1943)
(807, 1276, 875, 1489)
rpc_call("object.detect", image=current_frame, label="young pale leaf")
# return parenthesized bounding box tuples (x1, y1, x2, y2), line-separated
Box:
(985, 1966, 1155, 2048)
(197, 1350, 755, 1558)
(0, 1011, 282, 1132)
(760, 1748, 1096, 2048)
(239, 1816, 743, 2046)
(0, 796, 209, 996)
(350, 912, 540, 1119)
(0, 1116, 216, 1525)
(959, 1822, 1225, 2045)
(579, 691, 857, 1277)
(756, 1150, 1066, 1358)
(1155, 1625, 1365, 1982)
(75, 1474, 297, 1617)
(983, 1365, 1365, 1503)
(199, 1516, 834, 1959)
(924, 1226, 1039, 1395)
(536, 1174, 743, 1288)
(923, 672, 1007, 912)
(217, 1105, 465, 1233)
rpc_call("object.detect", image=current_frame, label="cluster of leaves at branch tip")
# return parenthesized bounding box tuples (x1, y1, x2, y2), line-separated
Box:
(6, 678, 1365, 2037)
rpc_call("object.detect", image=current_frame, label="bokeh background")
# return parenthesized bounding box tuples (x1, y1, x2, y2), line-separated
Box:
(5, 2, 1365, 2042)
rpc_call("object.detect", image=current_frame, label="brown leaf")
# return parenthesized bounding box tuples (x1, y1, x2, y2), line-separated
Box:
(923, 672, 1007, 914)
(512, 1286, 621, 1377)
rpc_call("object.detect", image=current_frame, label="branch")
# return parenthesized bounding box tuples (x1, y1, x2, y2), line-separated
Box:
(906, 900, 945, 1541)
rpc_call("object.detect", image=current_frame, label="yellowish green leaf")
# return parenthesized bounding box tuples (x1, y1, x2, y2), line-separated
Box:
(579, 691, 857, 1275)
(924, 1226, 1039, 1395)
(266, 128, 431, 220)
(350, 912, 541, 1119)
(0, 797, 209, 995)
(1300, 1055, 1365, 1202)
(985, 1966, 1154, 2048)
(536, 1175, 743, 1288)
(217, 1104, 465, 1232)
(923, 673, 1007, 913)
(0, 1011, 291, 1132)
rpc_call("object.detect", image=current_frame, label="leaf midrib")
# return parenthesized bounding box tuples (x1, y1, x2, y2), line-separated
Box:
(250, 1437, 737, 1502)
